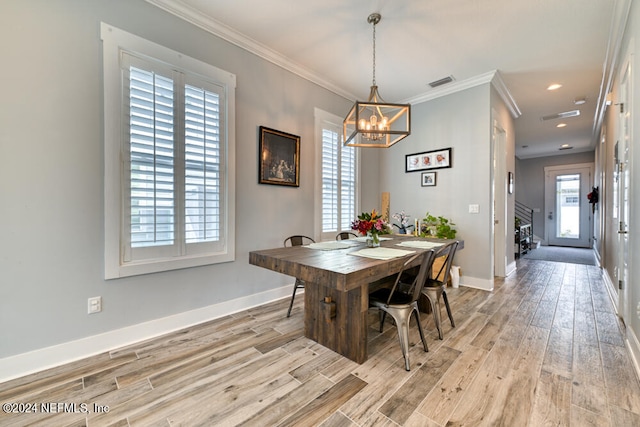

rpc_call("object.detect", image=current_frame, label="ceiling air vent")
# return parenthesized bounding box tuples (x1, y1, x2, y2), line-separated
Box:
(541, 110, 580, 121)
(429, 75, 454, 88)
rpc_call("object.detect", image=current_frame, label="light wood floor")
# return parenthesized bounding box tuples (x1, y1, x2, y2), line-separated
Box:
(2, 258, 640, 426)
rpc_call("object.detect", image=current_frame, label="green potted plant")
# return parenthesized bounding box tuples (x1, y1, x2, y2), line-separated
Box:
(421, 212, 457, 239)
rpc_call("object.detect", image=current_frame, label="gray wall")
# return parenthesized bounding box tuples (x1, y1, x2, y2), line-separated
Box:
(515, 151, 595, 240)
(379, 84, 501, 287)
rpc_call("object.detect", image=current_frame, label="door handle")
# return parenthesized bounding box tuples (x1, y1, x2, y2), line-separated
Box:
(618, 230, 628, 234)
(548, 211, 553, 220)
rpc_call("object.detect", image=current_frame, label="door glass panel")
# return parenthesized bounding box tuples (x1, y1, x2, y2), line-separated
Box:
(555, 174, 580, 239)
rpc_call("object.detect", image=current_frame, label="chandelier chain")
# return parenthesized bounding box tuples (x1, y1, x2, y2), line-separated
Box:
(372, 19, 376, 86)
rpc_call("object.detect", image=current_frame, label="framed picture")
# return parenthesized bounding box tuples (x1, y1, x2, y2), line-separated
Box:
(405, 147, 452, 172)
(421, 171, 437, 187)
(259, 126, 300, 187)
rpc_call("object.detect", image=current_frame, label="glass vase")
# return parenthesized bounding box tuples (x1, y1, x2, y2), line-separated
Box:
(366, 231, 380, 248)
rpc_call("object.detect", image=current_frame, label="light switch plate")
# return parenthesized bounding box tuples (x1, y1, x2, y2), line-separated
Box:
(469, 204, 479, 214)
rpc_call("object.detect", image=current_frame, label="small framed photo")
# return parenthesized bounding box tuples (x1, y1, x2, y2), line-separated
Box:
(406, 147, 452, 172)
(421, 171, 437, 187)
(259, 126, 300, 187)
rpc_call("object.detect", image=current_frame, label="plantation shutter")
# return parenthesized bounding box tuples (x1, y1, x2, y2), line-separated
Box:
(122, 52, 227, 261)
(340, 144, 355, 231)
(128, 65, 176, 248)
(184, 80, 224, 246)
(321, 123, 356, 236)
(321, 128, 339, 232)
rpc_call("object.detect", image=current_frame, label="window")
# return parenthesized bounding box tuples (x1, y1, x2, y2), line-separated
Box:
(102, 23, 236, 279)
(315, 109, 358, 241)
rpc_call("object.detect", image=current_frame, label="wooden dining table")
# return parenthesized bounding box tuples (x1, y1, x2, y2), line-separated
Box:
(249, 234, 462, 363)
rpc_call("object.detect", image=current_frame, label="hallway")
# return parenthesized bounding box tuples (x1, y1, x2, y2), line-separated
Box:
(1, 258, 640, 426)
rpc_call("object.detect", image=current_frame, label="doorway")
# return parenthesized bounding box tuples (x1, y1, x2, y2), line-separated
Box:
(492, 119, 507, 277)
(544, 164, 593, 248)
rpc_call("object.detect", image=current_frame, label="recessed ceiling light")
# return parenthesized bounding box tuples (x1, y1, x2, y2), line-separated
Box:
(547, 83, 562, 91)
(559, 145, 573, 150)
(561, 144, 570, 148)
(574, 97, 587, 105)
(557, 123, 567, 128)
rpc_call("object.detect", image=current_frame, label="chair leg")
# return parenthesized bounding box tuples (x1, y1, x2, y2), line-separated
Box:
(379, 311, 387, 332)
(393, 312, 412, 371)
(286, 280, 302, 317)
(442, 290, 455, 328)
(424, 290, 443, 340)
(412, 307, 429, 352)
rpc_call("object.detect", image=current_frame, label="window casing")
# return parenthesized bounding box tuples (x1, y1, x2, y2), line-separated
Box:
(315, 109, 358, 241)
(102, 23, 236, 279)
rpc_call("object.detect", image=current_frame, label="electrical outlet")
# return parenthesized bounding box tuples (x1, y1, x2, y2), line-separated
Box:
(88, 296, 102, 314)
(468, 204, 479, 214)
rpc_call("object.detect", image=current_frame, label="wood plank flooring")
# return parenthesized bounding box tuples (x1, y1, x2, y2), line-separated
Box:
(2, 258, 640, 426)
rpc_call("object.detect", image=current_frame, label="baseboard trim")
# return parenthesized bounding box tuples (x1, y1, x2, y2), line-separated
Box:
(602, 267, 619, 313)
(506, 261, 517, 277)
(460, 276, 494, 291)
(0, 285, 294, 383)
(602, 268, 640, 382)
(627, 327, 640, 383)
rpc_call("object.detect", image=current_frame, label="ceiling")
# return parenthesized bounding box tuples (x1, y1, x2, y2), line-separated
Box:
(147, 0, 627, 159)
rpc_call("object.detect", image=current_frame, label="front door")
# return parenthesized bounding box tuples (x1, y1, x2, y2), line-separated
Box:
(544, 164, 593, 248)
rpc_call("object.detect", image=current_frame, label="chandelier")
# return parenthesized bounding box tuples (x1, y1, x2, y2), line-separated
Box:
(343, 13, 411, 148)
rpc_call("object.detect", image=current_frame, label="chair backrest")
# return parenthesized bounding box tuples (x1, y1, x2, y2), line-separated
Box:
(335, 232, 358, 240)
(431, 241, 459, 285)
(284, 235, 315, 247)
(386, 249, 436, 305)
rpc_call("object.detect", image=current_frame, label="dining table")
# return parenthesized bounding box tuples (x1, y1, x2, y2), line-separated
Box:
(249, 234, 463, 364)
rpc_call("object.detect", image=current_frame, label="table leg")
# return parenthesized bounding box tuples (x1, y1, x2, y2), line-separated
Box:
(304, 282, 368, 363)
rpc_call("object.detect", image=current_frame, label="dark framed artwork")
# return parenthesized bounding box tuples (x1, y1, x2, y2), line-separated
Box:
(421, 171, 437, 187)
(258, 126, 300, 187)
(405, 147, 452, 172)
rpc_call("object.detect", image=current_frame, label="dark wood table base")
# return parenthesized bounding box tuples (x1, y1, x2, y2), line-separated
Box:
(304, 281, 369, 363)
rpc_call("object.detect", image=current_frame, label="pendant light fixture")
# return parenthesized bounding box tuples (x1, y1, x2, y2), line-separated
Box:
(343, 13, 411, 148)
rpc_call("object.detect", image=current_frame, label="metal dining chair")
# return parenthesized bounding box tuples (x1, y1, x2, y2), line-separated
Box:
(335, 232, 358, 240)
(283, 235, 315, 317)
(422, 241, 459, 339)
(368, 249, 436, 371)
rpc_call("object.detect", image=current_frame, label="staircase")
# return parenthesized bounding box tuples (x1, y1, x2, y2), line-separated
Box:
(515, 201, 538, 257)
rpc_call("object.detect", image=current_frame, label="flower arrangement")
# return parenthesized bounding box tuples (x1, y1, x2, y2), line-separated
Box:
(351, 209, 391, 246)
(392, 211, 413, 234)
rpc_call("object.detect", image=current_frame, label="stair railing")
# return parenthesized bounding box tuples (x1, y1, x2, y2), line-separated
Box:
(515, 200, 534, 228)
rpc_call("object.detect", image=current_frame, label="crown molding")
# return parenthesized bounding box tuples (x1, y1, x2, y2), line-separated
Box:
(145, 0, 357, 101)
(490, 70, 522, 118)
